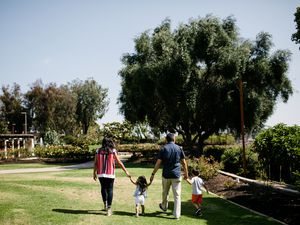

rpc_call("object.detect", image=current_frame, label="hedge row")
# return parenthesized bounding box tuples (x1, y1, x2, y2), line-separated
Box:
(34, 145, 94, 162)
(0, 148, 32, 160)
(117, 143, 161, 152)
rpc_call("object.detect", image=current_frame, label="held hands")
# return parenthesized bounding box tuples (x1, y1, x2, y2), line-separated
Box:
(150, 173, 155, 183)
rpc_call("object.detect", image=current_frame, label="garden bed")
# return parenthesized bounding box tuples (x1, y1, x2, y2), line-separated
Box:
(206, 173, 300, 225)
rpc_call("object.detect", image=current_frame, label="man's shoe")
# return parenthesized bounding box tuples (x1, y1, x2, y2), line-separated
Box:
(159, 203, 167, 212)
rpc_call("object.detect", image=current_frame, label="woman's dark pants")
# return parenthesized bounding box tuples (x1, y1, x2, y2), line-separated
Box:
(99, 177, 114, 208)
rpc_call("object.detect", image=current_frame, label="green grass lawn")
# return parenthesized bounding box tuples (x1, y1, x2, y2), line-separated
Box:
(0, 163, 282, 225)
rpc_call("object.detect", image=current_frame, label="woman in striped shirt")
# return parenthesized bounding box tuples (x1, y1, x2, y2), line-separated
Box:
(93, 137, 130, 216)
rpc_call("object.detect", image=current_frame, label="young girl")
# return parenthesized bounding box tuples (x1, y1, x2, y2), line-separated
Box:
(185, 169, 209, 216)
(129, 175, 151, 217)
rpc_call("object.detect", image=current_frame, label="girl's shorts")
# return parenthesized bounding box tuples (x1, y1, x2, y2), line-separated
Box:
(192, 194, 203, 204)
(135, 195, 145, 205)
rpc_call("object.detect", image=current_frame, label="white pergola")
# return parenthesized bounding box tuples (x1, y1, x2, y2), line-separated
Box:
(0, 134, 35, 159)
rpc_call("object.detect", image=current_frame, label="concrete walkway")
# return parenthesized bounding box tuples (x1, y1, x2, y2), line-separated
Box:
(0, 160, 94, 175)
(0, 155, 132, 175)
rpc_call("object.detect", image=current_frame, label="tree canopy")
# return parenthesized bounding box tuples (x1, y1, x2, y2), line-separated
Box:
(24, 80, 77, 134)
(118, 15, 293, 151)
(71, 78, 109, 134)
(292, 7, 300, 49)
(0, 78, 109, 136)
(0, 83, 25, 133)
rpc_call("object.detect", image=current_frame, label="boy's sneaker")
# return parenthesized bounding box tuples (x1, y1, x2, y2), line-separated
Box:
(196, 208, 202, 216)
(159, 203, 167, 212)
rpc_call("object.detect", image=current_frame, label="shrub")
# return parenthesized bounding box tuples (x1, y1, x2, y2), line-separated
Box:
(117, 143, 161, 152)
(204, 134, 235, 145)
(62, 135, 90, 149)
(221, 145, 259, 178)
(44, 129, 60, 146)
(187, 156, 223, 180)
(34, 145, 94, 162)
(0, 148, 32, 160)
(253, 123, 300, 184)
(203, 145, 227, 162)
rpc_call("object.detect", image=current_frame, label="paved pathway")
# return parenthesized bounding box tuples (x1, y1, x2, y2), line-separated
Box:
(0, 155, 131, 175)
(0, 160, 94, 175)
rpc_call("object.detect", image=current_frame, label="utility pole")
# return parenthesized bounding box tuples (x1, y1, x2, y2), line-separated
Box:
(238, 79, 247, 176)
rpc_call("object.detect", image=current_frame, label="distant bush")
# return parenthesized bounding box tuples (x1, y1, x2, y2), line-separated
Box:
(204, 134, 235, 145)
(44, 129, 60, 146)
(34, 145, 94, 162)
(0, 148, 32, 160)
(117, 143, 161, 152)
(221, 145, 259, 178)
(253, 123, 300, 184)
(187, 156, 223, 180)
(62, 135, 90, 149)
(203, 145, 227, 162)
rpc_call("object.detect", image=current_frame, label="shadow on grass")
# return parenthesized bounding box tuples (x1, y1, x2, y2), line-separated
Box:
(180, 197, 282, 225)
(113, 210, 175, 219)
(52, 208, 103, 215)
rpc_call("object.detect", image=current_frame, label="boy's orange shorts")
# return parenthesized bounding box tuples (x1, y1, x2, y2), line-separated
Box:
(192, 194, 203, 204)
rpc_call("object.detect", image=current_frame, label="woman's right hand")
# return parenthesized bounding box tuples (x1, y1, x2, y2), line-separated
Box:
(93, 173, 97, 181)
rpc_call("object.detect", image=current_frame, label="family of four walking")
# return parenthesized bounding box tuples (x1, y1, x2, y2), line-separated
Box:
(93, 133, 208, 219)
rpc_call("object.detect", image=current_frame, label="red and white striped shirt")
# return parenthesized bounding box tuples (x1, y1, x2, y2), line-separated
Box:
(95, 148, 117, 178)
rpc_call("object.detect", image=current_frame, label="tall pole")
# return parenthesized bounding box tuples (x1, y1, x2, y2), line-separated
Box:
(238, 79, 247, 176)
(21, 112, 27, 134)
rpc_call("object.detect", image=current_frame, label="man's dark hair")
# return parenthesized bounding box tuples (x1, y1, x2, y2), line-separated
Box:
(166, 133, 175, 142)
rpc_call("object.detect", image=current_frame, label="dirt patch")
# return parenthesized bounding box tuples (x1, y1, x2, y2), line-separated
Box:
(206, 174, 300, 225)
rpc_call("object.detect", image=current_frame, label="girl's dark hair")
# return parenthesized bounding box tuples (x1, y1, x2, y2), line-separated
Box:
(101, 137, 115, 153)
(137, 176, 148, 194)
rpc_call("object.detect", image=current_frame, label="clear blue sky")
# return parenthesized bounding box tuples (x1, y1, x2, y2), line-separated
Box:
(0, 0, 299, 127)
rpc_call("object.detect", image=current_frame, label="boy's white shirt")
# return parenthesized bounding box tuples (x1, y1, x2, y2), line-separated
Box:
(191, 176, 204, 195)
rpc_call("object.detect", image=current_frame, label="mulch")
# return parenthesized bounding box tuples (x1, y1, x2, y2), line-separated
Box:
(205, 174, 300, 225)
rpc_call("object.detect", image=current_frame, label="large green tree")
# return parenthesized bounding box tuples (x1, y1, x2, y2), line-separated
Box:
(292, 7, 300, 49)
(71, 78, 109, 134)
(119, 16, 293, 152)
(0, 83, 26, 134)
(24, 80, 77, 134)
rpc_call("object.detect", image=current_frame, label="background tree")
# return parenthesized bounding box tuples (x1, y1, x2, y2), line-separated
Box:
(24, 80, 77, 134)
(292, 7, 300, 49)
(0, 83, 26, 134)
(71, 78, 109, 134)
(119, 15, 293, 153)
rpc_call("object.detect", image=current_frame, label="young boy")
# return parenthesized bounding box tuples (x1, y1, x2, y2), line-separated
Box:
(185, 169, 209, 216)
